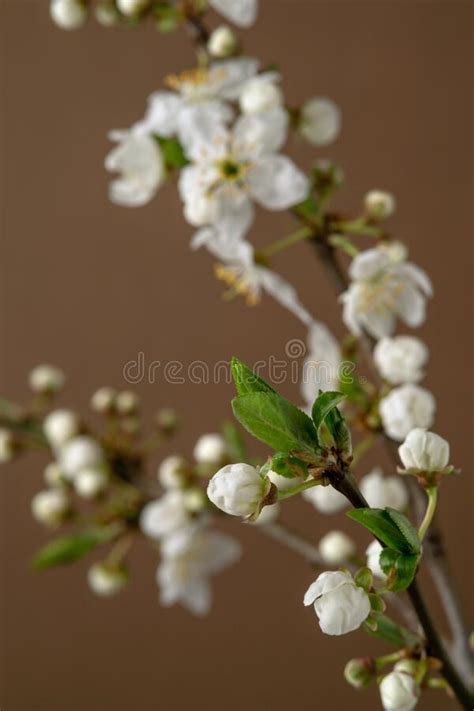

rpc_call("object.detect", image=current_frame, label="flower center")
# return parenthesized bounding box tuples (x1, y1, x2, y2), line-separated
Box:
(217, 158, 243, 181)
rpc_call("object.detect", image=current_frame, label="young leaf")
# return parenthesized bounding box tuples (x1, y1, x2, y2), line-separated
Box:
(365, 614, 420, 649)
(270, 452, 309, 479)
(380, 549, 419, 592)
(32, 526, 119, 571)
(232, 392, 319, 456)
(385, 508, 421, 555)
(347, 508, 419, 554)
(230, 357, 276, 396)
(311, 391, 346, 432)
(311, 391, 351, 453)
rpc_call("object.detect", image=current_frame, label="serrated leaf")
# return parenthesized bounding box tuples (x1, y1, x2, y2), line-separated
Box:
(221, 420, 247, 461)
(325, 405, 352, 454)
(230, 357, 276, 396)
(385, 508, 421, 554)
(232, 392, 319, 456)
(32, 526, 119, 571)
(311, 391, 346, 432)
(311, 391, 351, 453)
(347, 508, 418, 554)
(270, 452, 309, 479)
(380, 549, 419, 592)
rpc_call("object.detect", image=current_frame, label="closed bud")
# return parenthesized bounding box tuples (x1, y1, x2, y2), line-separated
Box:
(31, 489, 69, 526)
(29, 364, 65, 395)
(74, 467, 108, 499)
(116, 390, 139, 415)
(95, 2, 120, 26)
(207, 25, 237, 58)
(379, 384, 436, 442)
(207, 463, 270, 518)
(364, 190, 396, 220)
(87, 563, 129, 597)
(344, 657, 375, 689)
(90, 387, 117, 414)
(299, 97, 341, 146)
(193, 433, 228, 466)
(304, 570, 371, 636)
(50, 0, 87, 29)
(158, 455, 187, 489)
(374, 336, 428, 385)
(183, 487, 207, 513)
(360, 468, 408, 511)
(379, 670, 419, 711)
(43, 462, 65, 487)
(239, 77, 283, 115)
(0, 428, 15, 463)
(318, 530, 356, 565)
(43, 409, 79, 448)
(59, 436, 104, 480)
(398, 428, 450, 473)
(116, 0, 148, 16)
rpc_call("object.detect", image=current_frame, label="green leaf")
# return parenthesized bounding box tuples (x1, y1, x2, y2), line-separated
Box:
(270, 452, 309, 479)
(32, 526, 119, 571)
(232, 392, 319, 456)
(230, 357, 276, 396)
(311, 391, 346, 432)
(365, 614, 420, 649)
(311, 391, 351, 453)
(347, 508, 420, 554)
(354, 566, 373, 592)
(325, 405, 352, 454)
(156, 136, 188, 169)
(221, 420, 247, 461)
(379, 549, 419, 592)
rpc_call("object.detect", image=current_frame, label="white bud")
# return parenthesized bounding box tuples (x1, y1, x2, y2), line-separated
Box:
(95, 2, 120, 26)
(207, 463, 269, 518)
(379, 384, 436, 442)
(300, 97, 341, 146)
(364, 190, 396, 220)
(58, 436, 104, 480)
(90, 387, 117, 413)
(304, 570, 371, 635)
(374, 336, 428, 385)
(183, 487, 207, 513)
(366, 539, 386, 580)
(28, 364, 65, 394)
(302, 484, 348, 514)
(184, 194, 220, 227)
(379, 671, 419, 711)
(239, 77, 283, 114)
(251, 502, 280, 526)
(116, 390, 139, 414)
(0, 428, 14, 463)
(74, 467, 108, 499)
(50, 0, 87, 29)
(44, 462, 65, 487)
(43, 409, 79, 448)
(398, 428, 450, 473)
(140, 491, 190, 540)
(318, 530, 355, 565)
(360, 468, 408, 511)
(158, 455, 187, 489)
(116, 0, 148, 16)
(267, 469, 299, 491)
(31, 489, 69, 526)
(87, 563, 128, 597)
(193, 433, 228, 465)
(207, 25, 237, 57)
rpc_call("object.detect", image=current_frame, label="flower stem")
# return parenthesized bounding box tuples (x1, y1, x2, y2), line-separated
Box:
(418, 487, 438, 541)
(277, 478, 319, 501)
(259, 226, 313, 259)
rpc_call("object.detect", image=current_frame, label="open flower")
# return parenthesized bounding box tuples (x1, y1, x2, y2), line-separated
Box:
(140, 491, 190, 540)
(303, 570, 371, 635)
(360, 467, 408, 511)
(209, 0, 258, 27)
(207, 462, 271, 518)
(398, 428, 450, 474)
(379, 670, 419, 711)
(341, 248, 432, 340)
(374, 336, 428, 385)
(379, 384, 436, 442)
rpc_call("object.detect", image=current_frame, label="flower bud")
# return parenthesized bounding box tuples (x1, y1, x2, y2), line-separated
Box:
(183, 487, 207, 513)
(90, 386, 117, 414)
(374, 336, 428, 385)
(318, 530, 355, 566)
(193, 433, 228, 465)
(158, 455, 187, 490)
(87, 563, 129, 597)
(58, 436, 104, 480)
(207, 25, 237, 58)
(251, 502, 280, 526)
(116, 0, 148, 16)
(364, 190, 396, 220)
(0, 428, 14, 463)
(239, 78, 283, 114)
(360, 468, 408, 511)
(365, 539, 386, 580)
(379, 671, 419, 711)
(50, 0, 87, 29)
(28, 364, 65, 394)
(31, 489, 69, 526)
(299, 97, 341, 146)
(304, 570, 371, 635)
(398, 428, 450, 473)
(43, 409, 79, 448)
(43, 461, 65, 488)
(207, 463, 270, 518)
(116, 390, 139, 415)
(302, 484, 348, 514)
(379, 384, 436, 442)
(344, 657, 375, 689)
(95, 2, 120, 26)
(74, 467, 108, 499)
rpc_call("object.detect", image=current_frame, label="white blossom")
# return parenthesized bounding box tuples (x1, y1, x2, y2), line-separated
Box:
(95, 3, 119, 26)
(140, 491, 190, 540)
(116, 390, 139, 414)
(366, 539, 386, 580)
(116, 0, 148, 16)
(207, 25, 237, 58)
(360, 467, 408, 511)
(364, 190, 396, 220)
(193, 433, 228, 465)
(209, 0, 258, 27)
(87, 563, 128, 597)
(43, 409, 79, 448)
(239, 74, 283, 115)
(183, 488, 207, 514)
(90, 387, 117, 413)
(379, 384, 436, 442)
(207, 462, 270, 518)
(74, 467, 108, 499)
(302, 484, 348, 514)
(28, 364, 65, 394)
(299, 97, 341, 146)
(318, 531, 355, 565)
(303, 570, 371, 635)
(105, 129, 165, 207)
(251, 502, 280, 526)
(158, 455, 187, 489)
(0, 428, 14, 463)
(31, 489, 69, 526)
(374, 336, 428, 385)
(379, 671, 419, 711)
(50, 0, 87, 29)
(398, 428, 450, 473)
(341, 248, 433, 340)
(157, 525, 241, 615)
(301, 321, 342, 405)
(58, 436, 105, 480)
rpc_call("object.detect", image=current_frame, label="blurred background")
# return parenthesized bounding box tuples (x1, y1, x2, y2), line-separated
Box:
(0, 1, 472, 709)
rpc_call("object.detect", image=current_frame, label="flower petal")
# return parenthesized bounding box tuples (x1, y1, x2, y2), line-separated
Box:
(209, 0, 258, 27)
(248, 155, 309, 209)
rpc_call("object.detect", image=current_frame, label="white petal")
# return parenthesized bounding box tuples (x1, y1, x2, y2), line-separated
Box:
(258, 268, 313, 325)
(248, 155, 309, 210)
(349, 248, 391, 281)
(141, 91, 182, 137)
(105, 133, 164, 207)
(210, 57, 260, 99)
(177, 101, 233, 156)
(233, 109, 288, 158)
(210, 0, 258, 27)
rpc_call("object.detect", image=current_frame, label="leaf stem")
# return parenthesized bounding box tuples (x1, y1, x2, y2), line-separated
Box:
(277, 478, 320, 501)
(259, 226, 313, 259)
(418, 487, 438, 541)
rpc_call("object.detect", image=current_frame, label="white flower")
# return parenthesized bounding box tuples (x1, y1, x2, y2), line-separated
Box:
(302, 484, 348, 514)
(374, 336, 428, 385)
(157, 525, 241, 615)
(193, 433, 228, 465)
(379, 384, 436, 442)
(105, 129, 165, 207)
(58, 436, 104, 480)
(299, 97, 341, 146)
(87, 563, 128, 597)
(0, 428, 14, 463)
(379, 671, 419, 711)
(116, 390, 139, 414)
(31, 489, 69, 526)
(116, 0, 148, 15)
(183, 488, 207, 513)
(318, 531, 355, 566)
(50, 0, 87, 29)
(303, 570, 371, 635)
(380, 240, 409, 264)
(360, 467, 408, 511)
(364, 190, 396, 220)
(267, 469, 300, 491)
(74, 467, 108, 499)
(28, 364, 65, 394)
(207, 25, 237, 58)
(43, 462, 64, 487)
(140, 491, 190, 540)
(239, 74, 283, 115)
(341, 248, 433, 340)
(158, 455, 187, 489)
(90, 386, 117, 413)
(43, 409, 79, 448)
(251, 502, 280, 526)
(207, 462, 270, 518)
(398, 428, 450, 473)
(209, 0, 258, 27)
(301, 321, 342, 405)
(366, 540, 386, 579)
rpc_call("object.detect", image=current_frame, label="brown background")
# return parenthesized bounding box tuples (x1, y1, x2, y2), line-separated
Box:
(0, 1, 472, 709)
